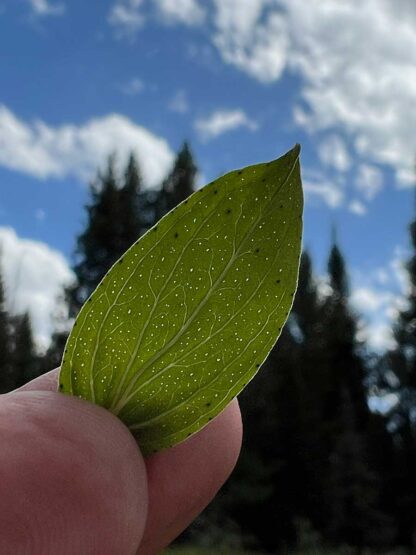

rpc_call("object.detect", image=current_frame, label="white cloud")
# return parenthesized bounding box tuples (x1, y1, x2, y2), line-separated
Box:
(355, 164, 384, 201)
(350, 246, 411, 351)
(208, 0, 416, 188)
(29, 0, 65, 16)
(358, 322, 396, 352)
(194, 109, 258, 141)
(169, 90, 190, 114)
(285, 0, 416, 187)
(302, 171, 344, 208)
(119, 77, 145, 96)
(212, 0, 288, 83)
(318, 135, 351, 173)
(0, 104, 174, 188)
(351, 286, 398, 351)
(109, 0, 203, 37)
(0, 227, 74, 350)
(349, 200, 367, 216)
(351, 287, 394, 314)
(108, 0, 144, 39)
(156, 0, 205, 26)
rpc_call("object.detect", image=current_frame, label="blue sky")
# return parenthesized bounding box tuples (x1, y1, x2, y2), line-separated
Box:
(0, 0, 414, 350)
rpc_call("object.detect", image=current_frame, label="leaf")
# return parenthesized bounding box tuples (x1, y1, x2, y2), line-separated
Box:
(59, 145, 303, 455)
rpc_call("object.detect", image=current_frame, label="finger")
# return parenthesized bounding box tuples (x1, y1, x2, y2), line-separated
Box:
(138, 398, 242, 555)
(12, 367, 60, 393)
(16, 369, 243, 553)
(0, 390, 148, 555)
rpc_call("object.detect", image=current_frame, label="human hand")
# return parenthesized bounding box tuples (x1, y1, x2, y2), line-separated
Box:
(0, 369, 242, 554)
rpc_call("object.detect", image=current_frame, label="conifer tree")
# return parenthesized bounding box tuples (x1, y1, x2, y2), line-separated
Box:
(156, 142, 197, 218)
(12, 312, 39, 388)
(45, 153, 145, 370)
(320, 239, 378, 549)
(0, 261, 13, 393)
(68, 153, 143, 316)
(388, 216, 416, 548)
(323, 241, 369, 430)
(221, 252, 323, 551)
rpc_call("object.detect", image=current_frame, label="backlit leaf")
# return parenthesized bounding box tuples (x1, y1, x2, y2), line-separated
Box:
(59, 145, 303, 454)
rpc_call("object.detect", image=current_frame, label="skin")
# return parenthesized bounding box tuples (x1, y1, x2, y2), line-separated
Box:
(0, 369, 242, 555)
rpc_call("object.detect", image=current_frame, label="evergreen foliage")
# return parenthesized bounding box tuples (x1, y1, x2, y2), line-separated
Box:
(156, 142, 197, 218)
(386, 216, 416, 549)
(11, 312, 39, 389)
(68, 154, 144, 315)
(0, 261, 13, 393)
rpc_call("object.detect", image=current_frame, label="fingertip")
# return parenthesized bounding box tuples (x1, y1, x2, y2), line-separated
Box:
(138, 398, 242, 554)
(0, 390, 148, 555)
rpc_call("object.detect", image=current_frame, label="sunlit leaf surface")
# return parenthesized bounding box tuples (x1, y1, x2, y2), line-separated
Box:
(59, 145, 303, 454)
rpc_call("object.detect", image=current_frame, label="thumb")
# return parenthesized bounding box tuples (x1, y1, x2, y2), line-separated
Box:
(0, 389, 148, 555)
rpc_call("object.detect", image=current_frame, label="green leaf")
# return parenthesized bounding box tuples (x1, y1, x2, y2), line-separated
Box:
(59, 145, 304, 455)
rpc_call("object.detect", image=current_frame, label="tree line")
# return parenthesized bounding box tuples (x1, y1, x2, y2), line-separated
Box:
(0, 144, 415, 553)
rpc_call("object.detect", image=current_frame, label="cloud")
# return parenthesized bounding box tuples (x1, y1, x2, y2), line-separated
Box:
(355, 164, 384, 201)
(318, 135, 351, 173)
(212, 0, 288, 83)
(209, 1, 416, 189)
(119, 77, 145, 96)
(0, 104, 174, 188)
(29, 0, 65, 16)
(350, 286, 397, 351)
(156, 0, 205, 26)
(106, 1, 416, 188)
(350, 246, 411, 351)
(0, 227, 74, 350)
(169, 90, 190, 114)
(302, 170, 344, 208)
(109, 0, 203, 38)
(349, 200, 366, 216)
(349, 200, 367, 216)
(108, 0, 144, 39)
(351, 287, 394, 314)
(194, 109, 258, 141)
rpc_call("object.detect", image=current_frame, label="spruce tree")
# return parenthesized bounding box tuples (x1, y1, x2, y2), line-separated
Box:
(11, 312, 39, 388)
(68, 153, 144, 316)
(45, 153, 145, 370)
(156, 142, 197, 218)
(324, 241, 369, 430)
(321, 239, 378, 549)
(221, 252, 323, 551)
(388, 216, 416, 548)
(290, 251, 332, 532)
(0, 260, 13, 393)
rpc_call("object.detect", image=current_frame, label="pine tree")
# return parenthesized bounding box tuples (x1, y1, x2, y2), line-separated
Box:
(68, 153, 144, 316)
(156, 142, 197, 218)
(0, 260, 13, 393)
(388, 216, 416, 549)
(320, 239, 378, 549)
(11, 312, 39, 388)
(220, 252, 323, 552)
(290, 251, 332, 532)
(324, 241, 369, 430)
(44, 153, 145, 369)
